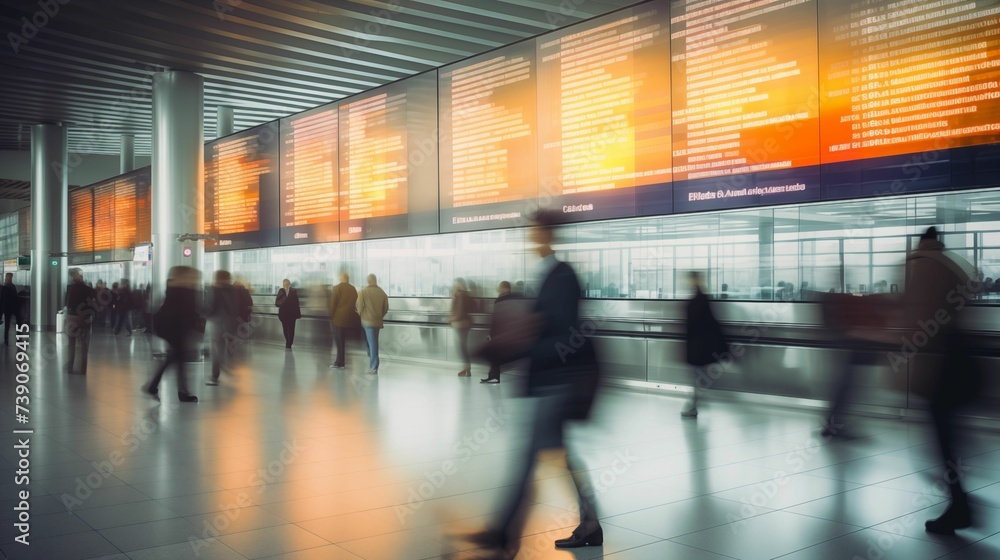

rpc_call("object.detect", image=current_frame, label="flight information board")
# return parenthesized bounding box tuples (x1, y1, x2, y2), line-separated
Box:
(113, 175, 137, 261)
(671, 0, 821, 212)
(820, 0, 1000, 163)
(440, 40, 538, 232)
(92, 180, 115, 262)
(539, 0, 673, 223)
(339, 71, 439, 241)
(205, 122, 280, 251)
(279, 103, 340, 245)
(69, 187, 93, 264)
(135, 169, 151, 245)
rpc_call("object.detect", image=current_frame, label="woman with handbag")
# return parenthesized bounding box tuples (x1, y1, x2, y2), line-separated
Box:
(145, 266, 201, 403)
(275, 278, 302, 350)
(450, 278, 473, 376)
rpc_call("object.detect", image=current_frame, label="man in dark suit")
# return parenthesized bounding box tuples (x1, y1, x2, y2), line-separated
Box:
(466, 210, 602, 558)
(1, 272, 21, 346)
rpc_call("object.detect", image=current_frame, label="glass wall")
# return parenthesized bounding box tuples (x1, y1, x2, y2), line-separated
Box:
(227, 188, 1000, 303)
(0, 212, 18, 261)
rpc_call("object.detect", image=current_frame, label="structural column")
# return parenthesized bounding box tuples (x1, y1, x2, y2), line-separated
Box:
(151, 71, 204, 307)
(216, 106, 234, 138)
(120, 134, 135, 174)
(30, 124, 68, 331)
(214, 105, 234, 274)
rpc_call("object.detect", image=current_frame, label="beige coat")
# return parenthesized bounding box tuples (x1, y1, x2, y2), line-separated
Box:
(357, 285, 389, 328)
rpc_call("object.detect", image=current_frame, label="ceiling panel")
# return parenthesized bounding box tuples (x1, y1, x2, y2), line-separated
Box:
(0, 0, 642, 156)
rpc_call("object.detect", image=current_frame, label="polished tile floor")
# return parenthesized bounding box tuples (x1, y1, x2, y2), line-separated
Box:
(1, 331, 999, 559)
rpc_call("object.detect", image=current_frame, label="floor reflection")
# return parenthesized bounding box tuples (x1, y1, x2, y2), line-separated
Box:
(0, 331, 998, 559)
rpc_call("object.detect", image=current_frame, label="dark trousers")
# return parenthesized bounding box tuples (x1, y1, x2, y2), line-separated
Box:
(332, 325, 348, 366)
(149, 337, 192, 396)
(825, 339, 863, 432)
(3, 312, 20, 344)
(486, 363, 501, 380)
(281, 318, 296, 348)
(65, 316, 92, 374)
(929, 340, 979, 503)
(492, 385, 598, 542)
(114, 310, 132, 335)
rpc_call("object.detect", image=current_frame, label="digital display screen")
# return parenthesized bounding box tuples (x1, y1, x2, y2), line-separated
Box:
(92, 180, 115, 262)
(440, 40, 538, 232)
(205, 122, 280, 251)
(113, 174, 137, 261)
(69, 187, 93, 263)
(49, 0, 1000, 249)
(539, 0, 673, 223)
(135, 169, 151, 245)
(279, 103, 340, 245)
(670, 0, 821, 212)
(339, 71, 439, 240)
(820, 0, 1000, 163)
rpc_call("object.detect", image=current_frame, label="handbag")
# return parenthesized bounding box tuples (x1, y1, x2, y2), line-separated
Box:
(151, 307, 171, 340)
(476, 312, 542, 365)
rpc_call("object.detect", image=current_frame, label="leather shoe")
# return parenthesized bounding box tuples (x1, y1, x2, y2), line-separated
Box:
(926, 498, 973, 535)
(555, 525, 603, 548)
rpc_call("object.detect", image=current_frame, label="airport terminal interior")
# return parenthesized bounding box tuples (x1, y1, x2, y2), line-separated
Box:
(1, 0, 1000, 558)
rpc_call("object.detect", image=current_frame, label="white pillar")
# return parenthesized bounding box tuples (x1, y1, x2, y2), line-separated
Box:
(151, 71, 204, 306)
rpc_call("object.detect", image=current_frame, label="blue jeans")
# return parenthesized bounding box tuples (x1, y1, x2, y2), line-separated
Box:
(363, 326, 380, 371)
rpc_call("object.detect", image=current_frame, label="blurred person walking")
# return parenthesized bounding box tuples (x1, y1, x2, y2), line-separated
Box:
(682, 271, 728, 418)
(451, 278, 474, 377)
(329, 272, 358, 369)
(1, 272, 22, 346)
(113, 280, 133, 336)
(145, 266, 202, 402)
(132, 284, 148, 332)
(275, 278, 301, 349)
(234, 279, 253, 327)
(478, 280, 523, 384)
(464, 210, 602, 557)
(109, 282, 120, 329)
(206, 270, 241, 386)
(357, 274, 389, 374)
(64, 268, 97, 374)
(904, 227, 983, 535)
